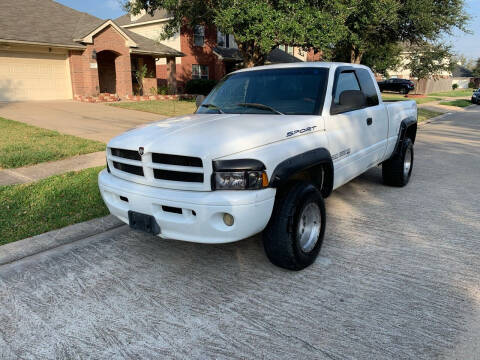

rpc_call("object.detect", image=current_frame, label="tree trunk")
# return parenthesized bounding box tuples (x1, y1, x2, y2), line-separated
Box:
(350, 45, 363, 64)
(238, 40, 267, 68)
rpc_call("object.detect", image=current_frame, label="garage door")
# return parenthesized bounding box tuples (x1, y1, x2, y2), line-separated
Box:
(0, 51, 72, 101)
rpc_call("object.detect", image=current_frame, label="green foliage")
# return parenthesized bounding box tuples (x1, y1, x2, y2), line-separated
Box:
(149, 86, 158, 95)
(157, 85, 168, 95)
(127, 0, 349, 67)
(472, 58, 480, 77)
(185, 79, 217, 95)
(135, 64, 150, 95)
(332, 0, 469, 64)
(360, 43, 402, 76)
(452, 83, 459, 90)
(468, 81, 476, 88)
(407, 42, 453, 81)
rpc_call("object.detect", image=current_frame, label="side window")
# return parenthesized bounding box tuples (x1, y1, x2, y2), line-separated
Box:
(356, 69, 379, 106)
(333, 71, 361, 104)
(193, 25, 205, 46)
(192, 64, 209, 79)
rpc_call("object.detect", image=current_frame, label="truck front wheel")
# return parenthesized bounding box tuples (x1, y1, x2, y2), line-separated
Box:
(263, 183, 326, 270)
(382, 138, 414, 186)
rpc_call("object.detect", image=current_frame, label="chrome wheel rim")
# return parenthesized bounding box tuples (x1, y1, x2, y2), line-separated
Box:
(404, 147, 412, 178)
(297, 202, 321, 253)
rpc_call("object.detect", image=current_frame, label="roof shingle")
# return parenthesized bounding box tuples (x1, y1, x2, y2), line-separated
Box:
(0, 0, 182, 56)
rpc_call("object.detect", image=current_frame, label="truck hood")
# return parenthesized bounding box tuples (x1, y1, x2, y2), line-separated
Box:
(108, 113, 321, 159)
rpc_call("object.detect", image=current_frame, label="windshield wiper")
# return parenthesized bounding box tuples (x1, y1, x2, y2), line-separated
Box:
(200, 103, 224, 113)
(236, 103, 284, 115)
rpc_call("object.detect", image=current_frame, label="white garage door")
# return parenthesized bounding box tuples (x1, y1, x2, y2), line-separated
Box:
(0, 51, 72, 101)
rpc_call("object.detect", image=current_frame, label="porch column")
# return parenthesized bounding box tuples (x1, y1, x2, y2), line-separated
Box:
(166, 56, 177, 94)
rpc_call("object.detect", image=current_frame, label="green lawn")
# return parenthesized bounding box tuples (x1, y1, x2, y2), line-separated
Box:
(0, 167, 108, 245)
(439, 99, 472, 108)
(429, 89, 475, 97)
(418, 108, 443, 122)
(110, 100, 197, 117)
(381, 93, 441, 104)
(0, 117, 105, 169)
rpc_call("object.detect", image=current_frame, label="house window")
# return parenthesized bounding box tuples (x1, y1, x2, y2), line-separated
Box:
(192, 64, 209, 79)
(279, 45, 294, 55)
(194, 25, 205, 46)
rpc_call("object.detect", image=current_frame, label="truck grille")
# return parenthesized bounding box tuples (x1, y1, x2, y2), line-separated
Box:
(111, 148, 141, 161)
(108, 148, 206, 188)
(113, 161, 144, 176)
(152, 153, 202, 167)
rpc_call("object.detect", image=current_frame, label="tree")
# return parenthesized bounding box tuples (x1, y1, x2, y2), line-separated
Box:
(126, 0, 349, 67)
(407, 42, 453, 90)
(361, 43, 403, 77)
(335, 0, 469, 64)
(135, 64, 150, 96)
(472, 58, 480, 78)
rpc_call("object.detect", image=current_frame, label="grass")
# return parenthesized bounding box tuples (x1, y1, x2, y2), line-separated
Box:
(0, 167, 108, 245)
(418, 108, 443, 122)
(439, 99, 472, 108)
(381, 93, 442, 104)
(0, 117, 105, 169)
(110, 100, 197, 117)
(429, 89, 475, 97)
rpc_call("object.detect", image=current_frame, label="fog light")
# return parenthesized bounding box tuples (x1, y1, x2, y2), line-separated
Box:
(223, 213, 234, 226)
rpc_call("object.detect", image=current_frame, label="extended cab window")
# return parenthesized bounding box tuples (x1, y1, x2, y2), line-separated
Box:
(356, 69, 379, 106)
(333, 71, 360, 104)
(197, 68, 329, 115)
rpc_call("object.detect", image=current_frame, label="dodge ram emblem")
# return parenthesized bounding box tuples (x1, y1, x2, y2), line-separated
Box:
(138, 147, 144, 156)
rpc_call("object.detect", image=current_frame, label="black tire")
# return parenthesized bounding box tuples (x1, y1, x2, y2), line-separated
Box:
(401, 87, 409, 95)
(382, 138, 414, 187)
(263, 182, 326, 271)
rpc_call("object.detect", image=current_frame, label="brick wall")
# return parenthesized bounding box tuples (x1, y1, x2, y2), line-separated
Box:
(69, 25, 134, 98)
(157, 25, 226, 92)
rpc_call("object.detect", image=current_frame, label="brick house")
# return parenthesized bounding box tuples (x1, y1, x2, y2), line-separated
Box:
(115, 10, 308, 92)
(0, 0, 183, 102)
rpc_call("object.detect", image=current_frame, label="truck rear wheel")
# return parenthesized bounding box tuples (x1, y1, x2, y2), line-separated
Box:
(263, 182, 326, 270)
(382, 138, 414, 187)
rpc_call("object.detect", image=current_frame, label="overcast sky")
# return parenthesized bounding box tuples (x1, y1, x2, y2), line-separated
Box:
(56, 0, 480, 61)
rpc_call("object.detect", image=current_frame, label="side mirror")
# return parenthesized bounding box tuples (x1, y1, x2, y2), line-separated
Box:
(195, 95, 205, 109)
(339, 90, 366, 109)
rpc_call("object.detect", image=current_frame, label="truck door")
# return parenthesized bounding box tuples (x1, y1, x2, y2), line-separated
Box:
(355, 68, 389, 164)
(326, 68, 374, 188)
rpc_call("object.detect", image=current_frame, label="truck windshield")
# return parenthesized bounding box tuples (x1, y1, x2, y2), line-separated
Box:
(197, 67, 329, 115)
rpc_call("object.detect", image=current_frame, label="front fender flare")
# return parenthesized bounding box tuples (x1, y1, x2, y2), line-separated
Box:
(269, 148, 334, 198)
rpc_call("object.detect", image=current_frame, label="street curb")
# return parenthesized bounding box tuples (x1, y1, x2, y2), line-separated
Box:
(419, 112, 453, 127)
(0, 215, 124, 266)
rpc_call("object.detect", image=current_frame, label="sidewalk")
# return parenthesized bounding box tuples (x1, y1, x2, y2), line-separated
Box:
(0, 151, 105, 186)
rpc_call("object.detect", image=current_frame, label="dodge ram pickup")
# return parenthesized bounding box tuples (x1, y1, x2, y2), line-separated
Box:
(99, 63, 417, 270)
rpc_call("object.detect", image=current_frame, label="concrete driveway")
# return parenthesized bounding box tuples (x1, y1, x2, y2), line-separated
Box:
(0, 100, 164, 142)
(0, 107, 479, 359)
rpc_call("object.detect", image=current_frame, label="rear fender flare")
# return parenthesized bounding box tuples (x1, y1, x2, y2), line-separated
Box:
(393, 117, 417, 156)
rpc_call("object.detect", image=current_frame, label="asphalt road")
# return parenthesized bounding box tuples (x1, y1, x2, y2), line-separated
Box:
(1, 107, 479, 359)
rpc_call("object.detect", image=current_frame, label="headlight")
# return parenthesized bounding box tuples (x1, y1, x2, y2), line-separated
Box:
(212, 159, 269, 190)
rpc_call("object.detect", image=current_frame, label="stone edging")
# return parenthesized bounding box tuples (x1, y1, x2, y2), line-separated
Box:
(0, 215, 125, 266)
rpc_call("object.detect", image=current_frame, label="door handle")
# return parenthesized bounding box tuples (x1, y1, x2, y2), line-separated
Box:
(366, 117, 373, 126)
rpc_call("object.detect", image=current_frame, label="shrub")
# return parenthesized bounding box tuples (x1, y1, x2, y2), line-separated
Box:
(149, 87, 158, 95)
(452, 83, 459, 90)
(157, 86, 168, 95)
(468, 81, 476, 88)
(185, 79, 217, 95)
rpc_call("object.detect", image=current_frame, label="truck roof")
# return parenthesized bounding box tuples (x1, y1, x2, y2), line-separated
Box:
(232, 62, 372, 74)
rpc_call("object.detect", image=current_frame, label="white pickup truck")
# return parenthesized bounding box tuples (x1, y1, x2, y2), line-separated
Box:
(99, 62, 417, 270)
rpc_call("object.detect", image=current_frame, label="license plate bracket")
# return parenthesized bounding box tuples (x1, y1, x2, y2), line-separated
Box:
(128, 211, 160, 235)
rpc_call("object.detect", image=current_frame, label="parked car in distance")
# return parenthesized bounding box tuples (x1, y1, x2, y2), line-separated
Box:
(471, 89, 480, 104)
(378, 78, 415, 94)
(99, 63, 417, 271)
